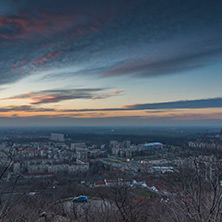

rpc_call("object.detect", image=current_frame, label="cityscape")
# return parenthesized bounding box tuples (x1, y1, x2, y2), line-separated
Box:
(0, 127, 221, 221)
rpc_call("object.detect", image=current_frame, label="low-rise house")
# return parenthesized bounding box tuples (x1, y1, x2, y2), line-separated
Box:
(132, 178, 147, 186)
(94, 181, 106, 187)
(105, 178, 118, 186)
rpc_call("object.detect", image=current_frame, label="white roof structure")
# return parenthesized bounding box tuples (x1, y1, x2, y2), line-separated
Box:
(144, 142, 163, 146)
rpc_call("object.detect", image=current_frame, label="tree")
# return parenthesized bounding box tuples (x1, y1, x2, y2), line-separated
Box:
(164, 156, 222, 222)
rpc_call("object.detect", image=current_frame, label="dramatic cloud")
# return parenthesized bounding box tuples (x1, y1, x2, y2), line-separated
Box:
(0, 105, 54, 112)
(103, 47, 222, 78)
(60, 97, 222, 112)
(1, 96, 222, 114)
(123, 98, 222, 110)
(0, 0, 222, 126)
(0, 0, 222, 85)
(4, 88, 124, 104)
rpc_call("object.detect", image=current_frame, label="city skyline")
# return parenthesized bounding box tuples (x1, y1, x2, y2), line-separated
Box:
(0, 0, 222, 126)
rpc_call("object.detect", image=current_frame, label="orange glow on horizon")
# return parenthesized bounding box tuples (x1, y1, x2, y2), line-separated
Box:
(0, 108, 221, 121)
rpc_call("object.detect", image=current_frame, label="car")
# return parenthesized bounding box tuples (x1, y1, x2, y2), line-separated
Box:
(72, 195, 88, 203)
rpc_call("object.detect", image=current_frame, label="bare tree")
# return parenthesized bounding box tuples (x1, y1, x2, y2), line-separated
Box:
(164, 156, 222, 222)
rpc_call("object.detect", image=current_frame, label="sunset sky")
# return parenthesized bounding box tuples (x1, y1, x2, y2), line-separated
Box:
(0, 0, 222, 126)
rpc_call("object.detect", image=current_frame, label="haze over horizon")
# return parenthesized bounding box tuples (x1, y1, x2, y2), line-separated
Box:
(0, 0, 222, 126)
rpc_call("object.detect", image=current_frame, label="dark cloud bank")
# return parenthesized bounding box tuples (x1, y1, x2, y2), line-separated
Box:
(0, 0, 222, 84)
(1, 97, 222, 113)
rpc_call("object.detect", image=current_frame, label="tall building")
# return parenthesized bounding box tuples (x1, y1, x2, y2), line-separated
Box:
(76, 147, 88, 161)
(109, 140, 118, 149)
(71, 143, 87, 151)
(123, 140, 131, 148)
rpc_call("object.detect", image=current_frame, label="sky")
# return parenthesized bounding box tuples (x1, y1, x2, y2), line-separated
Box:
(0, 0, 222, 126)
